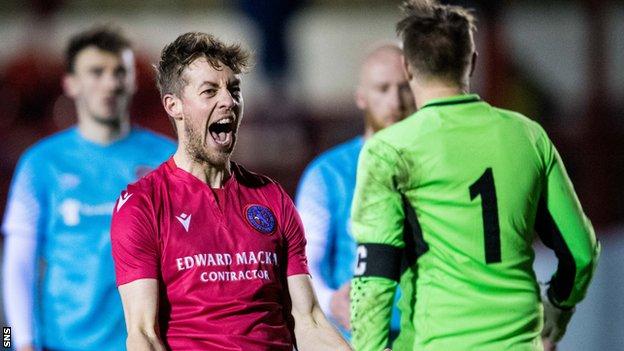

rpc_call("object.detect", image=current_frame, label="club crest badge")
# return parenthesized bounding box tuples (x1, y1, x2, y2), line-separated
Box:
(245, 204, 276, 234)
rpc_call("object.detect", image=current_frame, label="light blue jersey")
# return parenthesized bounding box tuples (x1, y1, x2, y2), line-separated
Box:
(2, 126, 175, 351)
(296, 136, 400, 337)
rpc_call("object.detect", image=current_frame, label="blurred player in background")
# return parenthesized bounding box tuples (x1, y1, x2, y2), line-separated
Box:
(2, 27, 175, 351)
(111, 32, 351, 350)
(295, 44, 415, 338)
(350, 1, 600, 350)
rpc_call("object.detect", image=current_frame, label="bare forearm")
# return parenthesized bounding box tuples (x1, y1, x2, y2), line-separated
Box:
(126, 331, 166, 351)
(119, 280, 165, 351)
(294, 307, 352, 351)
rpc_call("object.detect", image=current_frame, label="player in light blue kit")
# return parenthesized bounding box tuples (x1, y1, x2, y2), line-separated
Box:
(2, 27, 175, 351)
(295, 44, 415, 338)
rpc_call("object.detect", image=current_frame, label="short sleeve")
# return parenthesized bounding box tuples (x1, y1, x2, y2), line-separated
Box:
(110, 188, 160, 286)
(279, 186, 309, 277)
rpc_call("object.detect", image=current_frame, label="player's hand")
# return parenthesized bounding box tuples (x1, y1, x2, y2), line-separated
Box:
(541, 296, 574, 348)
(17, 346, 35, 351)
(329, 282, 351, 330)
(542, 338, 557, 351)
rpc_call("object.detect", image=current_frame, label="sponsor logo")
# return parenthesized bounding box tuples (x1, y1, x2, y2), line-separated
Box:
(175, 212, 192, 232)
(116, 192, 133, 212)
(244, 204, 276, 234)
(59, 173, 80, 189)
(175, 250, 279, 283)
(59, 198, 115, 226)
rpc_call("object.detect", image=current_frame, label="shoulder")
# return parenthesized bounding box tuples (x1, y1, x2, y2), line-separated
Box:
(113, 164, 169, 222)
(491, 106, 549, 144)
(129, 127, 177, 149)
(232, 162, 294, 210)
(232, 162, 278, 189)
(315, 137, 362, 166)
(492, 106, 540, 128)
(23, 128, 77, 156)
(232, 162, 293, 199)
(15, 128, 78, 170)
(124, 161, 171, 201)
(361, 132, 402, 165)
(302, 137, 363, 178)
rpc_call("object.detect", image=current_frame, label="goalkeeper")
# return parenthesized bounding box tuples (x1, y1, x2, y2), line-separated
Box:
(350, 1, 600, 351)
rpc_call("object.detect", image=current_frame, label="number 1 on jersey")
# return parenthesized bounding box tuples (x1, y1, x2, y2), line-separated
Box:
(469, 168, 501, 264)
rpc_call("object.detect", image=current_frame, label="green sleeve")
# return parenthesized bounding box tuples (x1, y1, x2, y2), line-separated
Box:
(350, 137, 407, 351)
(537, 130, 600, 308)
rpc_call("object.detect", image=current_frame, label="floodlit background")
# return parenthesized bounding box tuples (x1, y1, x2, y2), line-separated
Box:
(0, 1, 622, 350)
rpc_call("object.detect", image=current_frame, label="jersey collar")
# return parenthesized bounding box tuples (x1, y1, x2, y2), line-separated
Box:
(166, 157, 236, 190)
(420, 94, 481, 110)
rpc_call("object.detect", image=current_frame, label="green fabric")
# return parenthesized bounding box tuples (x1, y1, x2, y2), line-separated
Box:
(350, 94, 599, 350)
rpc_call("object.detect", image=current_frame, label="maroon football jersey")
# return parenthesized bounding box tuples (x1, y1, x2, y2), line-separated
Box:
(111, 158, 309, 350)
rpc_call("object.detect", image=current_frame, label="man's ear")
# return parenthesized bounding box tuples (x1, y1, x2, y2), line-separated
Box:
(402, 55, 414, 81)
(163, 93, 183, 120)
(469, 52, 478, 77)
(63, 74, 78, 98)
(355, 86, 367, 111)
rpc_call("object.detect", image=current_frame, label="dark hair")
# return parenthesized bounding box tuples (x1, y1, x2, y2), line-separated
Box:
(396, 0, 476, 86)
(156, 32, 251, 97)
(65, 26, 131, 73)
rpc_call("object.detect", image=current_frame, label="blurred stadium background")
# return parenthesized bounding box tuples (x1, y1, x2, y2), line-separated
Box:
(0, 0, 622, 349)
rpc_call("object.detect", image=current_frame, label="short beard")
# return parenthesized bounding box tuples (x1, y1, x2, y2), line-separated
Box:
(183, 119, 231, 167)
(364, 111, 387, 134)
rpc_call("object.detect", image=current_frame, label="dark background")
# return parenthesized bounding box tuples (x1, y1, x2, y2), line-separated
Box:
(0, 1, 622, 349)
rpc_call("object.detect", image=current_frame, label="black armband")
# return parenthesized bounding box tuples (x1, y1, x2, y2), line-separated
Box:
(353, 243, 402, 281)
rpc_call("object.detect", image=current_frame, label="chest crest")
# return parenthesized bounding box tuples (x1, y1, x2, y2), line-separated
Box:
(244, 204, 276, 235)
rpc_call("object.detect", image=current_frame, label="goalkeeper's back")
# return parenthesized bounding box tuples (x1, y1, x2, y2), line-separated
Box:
(352, 93, 598, 349)
(349, 2, 599, 350)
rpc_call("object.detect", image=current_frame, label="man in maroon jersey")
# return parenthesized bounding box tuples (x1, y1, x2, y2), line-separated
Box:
(110, 32, 352, 350)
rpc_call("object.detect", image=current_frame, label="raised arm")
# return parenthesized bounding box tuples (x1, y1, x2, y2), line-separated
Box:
(287, 274, 352, 351)
(118, 279, 166, 351)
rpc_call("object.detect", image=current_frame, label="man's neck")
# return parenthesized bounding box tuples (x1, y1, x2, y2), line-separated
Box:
(77, 114, 130, 145)
(411, 80, 467, 110)
(173, 150, 231, 188)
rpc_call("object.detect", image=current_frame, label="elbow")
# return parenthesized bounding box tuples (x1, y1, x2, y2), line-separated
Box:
(292, 304, 323, 329)
(126, 329, 163, 351)
(576, 240, 600, 276)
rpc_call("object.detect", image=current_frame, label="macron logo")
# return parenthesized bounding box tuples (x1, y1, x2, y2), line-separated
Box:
(175, 213, 192, 232)
(116, 193, 133, 212)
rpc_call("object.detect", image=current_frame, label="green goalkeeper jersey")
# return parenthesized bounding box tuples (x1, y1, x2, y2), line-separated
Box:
(350, 94, 600, 351)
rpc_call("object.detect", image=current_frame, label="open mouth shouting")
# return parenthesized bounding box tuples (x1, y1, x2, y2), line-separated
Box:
(208, 117, 236, 149)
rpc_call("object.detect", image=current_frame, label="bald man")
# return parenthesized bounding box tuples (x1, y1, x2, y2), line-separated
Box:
(295, 44, 416, 339)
